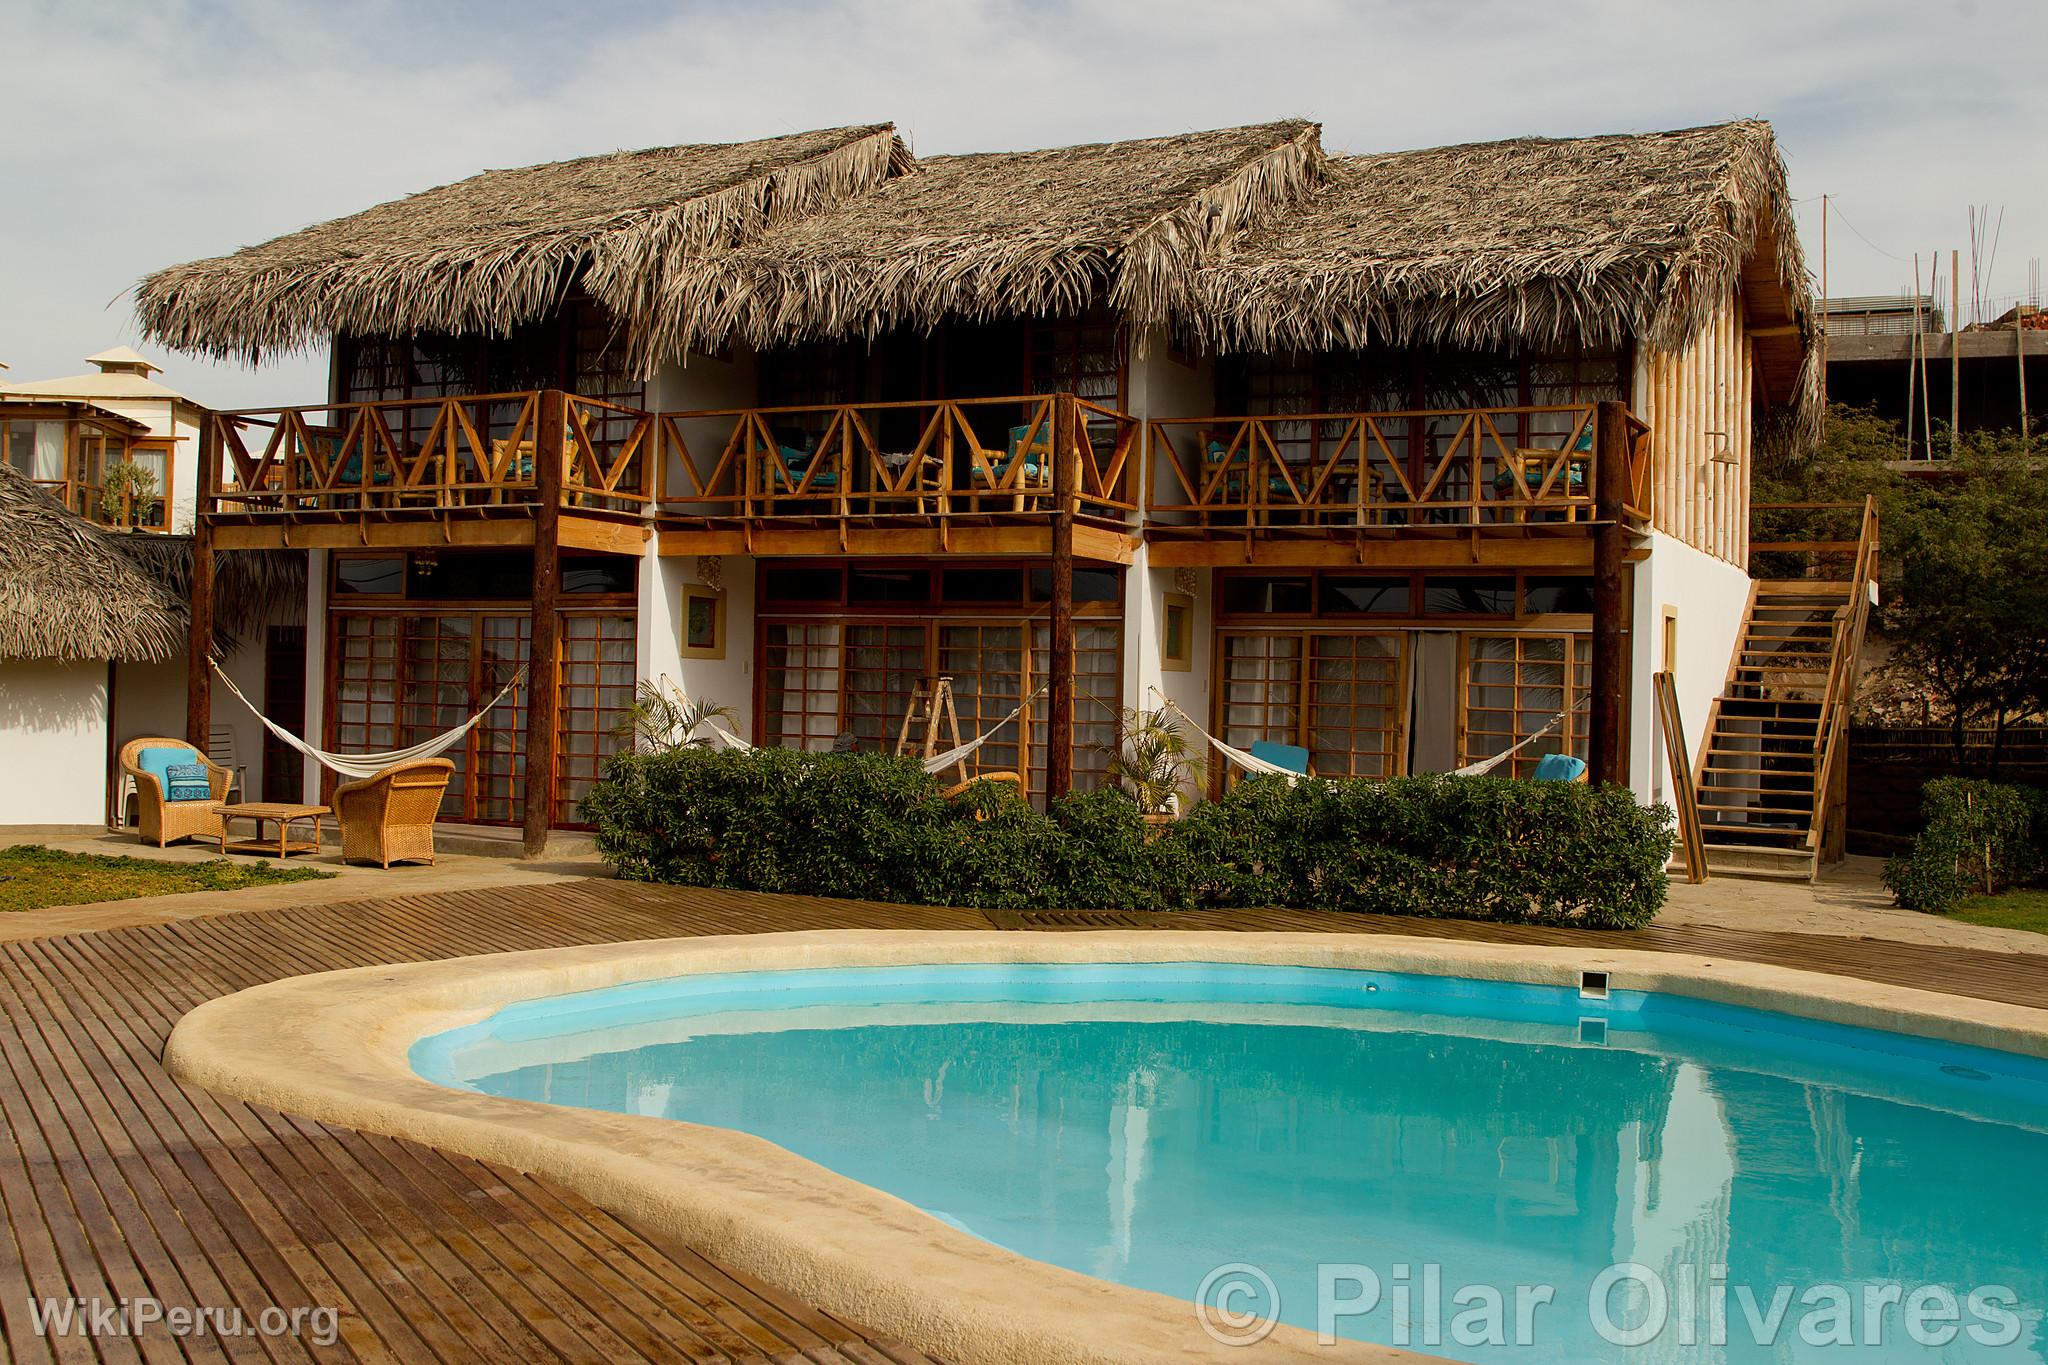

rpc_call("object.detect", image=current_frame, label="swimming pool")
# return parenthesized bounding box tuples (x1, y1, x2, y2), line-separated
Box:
(414, 961, 2048, 1363)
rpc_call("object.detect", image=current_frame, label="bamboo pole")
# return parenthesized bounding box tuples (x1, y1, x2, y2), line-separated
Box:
(2020, 304, 2032, 454)
(1908, 256, 1921, 459)
(1952, 248, 1963, 447)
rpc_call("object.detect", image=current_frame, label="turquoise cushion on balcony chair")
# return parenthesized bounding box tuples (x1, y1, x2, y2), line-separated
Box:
(136, 746, 209, 802)
(1247, 739, 1311, 775)
(1531, 753, 1588, 782)
(164, 762, 213, 803)
(335, 453, 395, 487)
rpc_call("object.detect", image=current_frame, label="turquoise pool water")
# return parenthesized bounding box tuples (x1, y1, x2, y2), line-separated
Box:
(414, 963, 2048, 1362)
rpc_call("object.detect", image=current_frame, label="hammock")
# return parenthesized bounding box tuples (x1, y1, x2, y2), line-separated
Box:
(703, 685, 1048, 777)
(209, 658, 527, 781)
(1152, 690, 1586, 783)
(1150, 693, 1309, 786)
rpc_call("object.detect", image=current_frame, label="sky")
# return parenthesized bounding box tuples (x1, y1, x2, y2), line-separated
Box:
(3, 0, 2044, 411)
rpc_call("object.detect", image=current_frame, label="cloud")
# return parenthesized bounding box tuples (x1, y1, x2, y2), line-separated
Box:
(2, 0, 2042, 408)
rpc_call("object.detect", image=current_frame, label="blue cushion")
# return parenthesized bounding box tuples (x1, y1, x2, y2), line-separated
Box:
(1532, 753, 1587, 782)
(164, 762, 212, 802)
(1248, 740, 1311, 775)
(136, 746, 208, 801)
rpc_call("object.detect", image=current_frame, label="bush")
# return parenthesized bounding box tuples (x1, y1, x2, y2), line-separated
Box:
(583, 749, 1675, 929)
(1883, 777, 2048, 913)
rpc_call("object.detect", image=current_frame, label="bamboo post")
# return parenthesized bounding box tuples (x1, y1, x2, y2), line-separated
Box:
(2019, 305, 2031, 454)
(521, 390, 566, 857)
(1590, 400, 1631, 787)
(1951, 249, 1963, 447)
(1908, 258, 1922, 458)
(184, 419, 220, 747)
(1047, 392, 1077, 798)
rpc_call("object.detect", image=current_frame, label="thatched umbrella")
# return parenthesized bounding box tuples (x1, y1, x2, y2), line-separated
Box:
(0, 464, 186, 661)
(134, 125, 911, 366)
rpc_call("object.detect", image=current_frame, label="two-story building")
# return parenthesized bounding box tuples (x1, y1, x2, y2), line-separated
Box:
(137, 118, 1833, 865)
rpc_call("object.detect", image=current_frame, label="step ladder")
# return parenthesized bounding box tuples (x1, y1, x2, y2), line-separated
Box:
(896, 677, 969, 786)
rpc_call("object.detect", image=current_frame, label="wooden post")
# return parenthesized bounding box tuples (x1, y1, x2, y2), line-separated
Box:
(521, 390, 565, 857)
(1951, 248, 1962, 447)
(1590, 400, 1631, 788)
(1046, 392, 1077, 799)
(185, 418, 219, 747)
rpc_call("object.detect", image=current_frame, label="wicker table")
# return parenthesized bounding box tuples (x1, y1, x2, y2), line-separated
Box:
(217, 802, 330, 858)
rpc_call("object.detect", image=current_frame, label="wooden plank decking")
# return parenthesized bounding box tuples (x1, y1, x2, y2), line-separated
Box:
(2, 877, 2045, 1364)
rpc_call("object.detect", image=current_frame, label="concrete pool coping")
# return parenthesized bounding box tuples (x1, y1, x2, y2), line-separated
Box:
(163, 930, 2048, 1365)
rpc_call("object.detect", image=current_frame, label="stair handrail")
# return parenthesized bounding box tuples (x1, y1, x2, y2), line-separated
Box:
(1805, 495, 1880, 856)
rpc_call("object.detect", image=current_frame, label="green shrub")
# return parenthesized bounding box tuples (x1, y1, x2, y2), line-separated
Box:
(583, 749, 1675, 928)
(1884, 777, 2048, 914)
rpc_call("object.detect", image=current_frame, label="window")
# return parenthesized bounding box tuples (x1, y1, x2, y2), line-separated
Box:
(1423, 577, 1516, 616)
(849, 568, 932, 604)
(762, 566, 843, 604)
(1219, 632, 1406, 780)
(1461, 634, 1591, 778)
(1524, 577, 1595, 616)
(681, 584, 725, 658)
(1319, 577, 1410, 615)
(1222, 576, 1313, 615)
(554, 614, 637, 826)
(1161, 593, 1193, 671)
(334, 556, 406, 596)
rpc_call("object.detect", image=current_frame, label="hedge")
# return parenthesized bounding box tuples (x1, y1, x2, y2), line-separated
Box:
(1884, 777, 2048, 914)
(582, 748, 1673, 929)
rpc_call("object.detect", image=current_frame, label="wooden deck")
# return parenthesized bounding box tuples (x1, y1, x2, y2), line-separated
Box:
(3, 878, 2046, 1364)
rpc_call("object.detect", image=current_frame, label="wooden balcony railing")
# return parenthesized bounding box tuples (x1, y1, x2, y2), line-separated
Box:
(657, 394, 1139, 526)
(205, 391, 654, 519)
(1146, 404, 1653, 532)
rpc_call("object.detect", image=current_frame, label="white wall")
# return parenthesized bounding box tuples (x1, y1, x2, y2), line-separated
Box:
(1629, 530, 1752, 807)
(0, 660, 111, 828)
(637, 552, 757, 737)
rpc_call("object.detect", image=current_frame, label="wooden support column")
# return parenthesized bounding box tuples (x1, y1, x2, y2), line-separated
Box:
(521, 391, 565, 857)
(184, 418, 219, 746)
(1590, 400, 1631, 787)
(1046, 392, 1077, 799)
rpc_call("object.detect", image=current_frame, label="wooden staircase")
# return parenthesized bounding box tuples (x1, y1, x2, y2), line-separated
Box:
(1693, 499, 1879, 881)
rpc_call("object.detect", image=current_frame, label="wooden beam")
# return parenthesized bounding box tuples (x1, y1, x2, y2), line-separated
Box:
(208, 520, 538, 551)
(557, 516, 651, 556)
(521, 391, 565, 858)
(1590, 401, 1631, 787)
(656, 523, 1137, 563)
(184, 420, 219, 747)
(1143, 536, 1601, 570)
(1047, 393, 1077, 799)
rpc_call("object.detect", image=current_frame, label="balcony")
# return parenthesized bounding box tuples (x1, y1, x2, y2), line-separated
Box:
(655, 394, 1139, 558)
(202, 390, 653, 549)
(1144, 403, 1651, 561)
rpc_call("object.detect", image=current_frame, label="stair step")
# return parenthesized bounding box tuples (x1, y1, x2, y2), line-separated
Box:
(1701, 843, 1819, 882)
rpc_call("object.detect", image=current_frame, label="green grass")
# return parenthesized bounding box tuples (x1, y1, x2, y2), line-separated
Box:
(0, 845, 333, 913)
(1951, 889, 2048, 936)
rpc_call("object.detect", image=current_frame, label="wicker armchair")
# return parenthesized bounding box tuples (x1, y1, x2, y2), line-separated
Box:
(118, 737, 230, 848)
(334, 758, 454, 867)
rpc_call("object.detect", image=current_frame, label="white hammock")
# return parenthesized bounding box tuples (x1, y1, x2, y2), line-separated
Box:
(702, 685, 1047, 776)
(1153, 689, 1584, 783)
(1150, 693, 1309, 786)
(210, 658, 527, 781)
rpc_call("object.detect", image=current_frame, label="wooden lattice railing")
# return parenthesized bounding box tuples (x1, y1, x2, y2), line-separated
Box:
(657, 394, 1139, 525)
(1145, 403, 1653, 530)
(205, 391, 654, 518)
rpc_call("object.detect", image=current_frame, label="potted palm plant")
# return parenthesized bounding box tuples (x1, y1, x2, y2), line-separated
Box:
(613, 679, 737, 752)
(1099, 705, 1204, 826)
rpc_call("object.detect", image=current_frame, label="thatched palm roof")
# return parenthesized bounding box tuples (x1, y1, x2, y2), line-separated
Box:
(136, 125, 911, 362)
(0, 465, 185, 662)
(1182, 121, 1812, 400)
(0, 467, 306, 662)
(647, 121, 1325, 356)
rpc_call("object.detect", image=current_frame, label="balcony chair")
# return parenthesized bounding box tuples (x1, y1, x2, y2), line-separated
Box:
(770, 427, 835, 491)
(119, 737, 230, 848)
(334, 757, 455, 868)
(972, 424, 1054, 493)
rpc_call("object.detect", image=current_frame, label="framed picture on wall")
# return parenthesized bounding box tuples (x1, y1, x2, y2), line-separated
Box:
(1162, 592, 1193, 671)
(681, 584, 725, 658)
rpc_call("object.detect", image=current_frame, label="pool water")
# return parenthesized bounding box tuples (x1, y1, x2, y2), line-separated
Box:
(414, 963, 2048, 1362)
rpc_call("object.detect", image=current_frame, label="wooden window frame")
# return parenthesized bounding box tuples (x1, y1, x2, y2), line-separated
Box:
(1212, 628, 1410, 785)
(1457, 632, 1592, 778)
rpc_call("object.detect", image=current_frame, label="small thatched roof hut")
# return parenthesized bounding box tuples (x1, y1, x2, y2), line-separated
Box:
(1182, 121, 1811, 406)
(136, 124, 912, 363)
(0, 465, 186, 662)
(0, 466, 306, 662)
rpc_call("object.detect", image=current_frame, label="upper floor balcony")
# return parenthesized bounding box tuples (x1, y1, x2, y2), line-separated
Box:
(4, 399, 172, 532)
(197, 389, 1654, 563)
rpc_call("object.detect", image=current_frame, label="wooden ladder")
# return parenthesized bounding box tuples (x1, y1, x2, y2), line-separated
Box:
(896, 676, 969, 785)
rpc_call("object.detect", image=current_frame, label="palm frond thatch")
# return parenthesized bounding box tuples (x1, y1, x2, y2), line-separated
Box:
(118, 537, 307, 654)
(647, 121, 1326, 357)
(1181, 121, 1811, 402)
(0, 465, 185, 662)
(134, 124, 910, 364)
